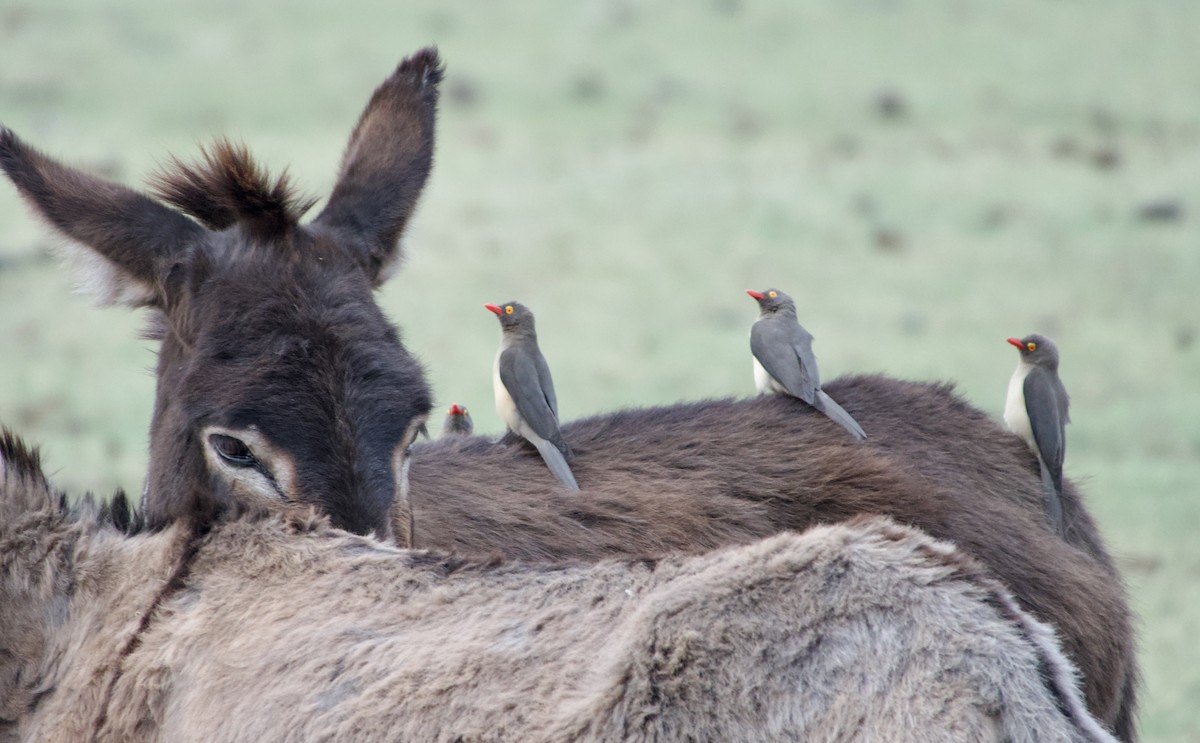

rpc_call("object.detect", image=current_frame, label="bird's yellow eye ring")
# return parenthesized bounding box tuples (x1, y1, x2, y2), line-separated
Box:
(768, 290, 777, 298)
(505, 306, 514, 314)
(1027, 342, 1036, 351)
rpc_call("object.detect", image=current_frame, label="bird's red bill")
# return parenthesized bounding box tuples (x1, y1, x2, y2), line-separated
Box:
(746, 289, 765, 299)
(1006, 337, 1023, 349)
(484, 303, 504, 315)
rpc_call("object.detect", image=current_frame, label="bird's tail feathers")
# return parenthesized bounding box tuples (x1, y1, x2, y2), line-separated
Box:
(813, 391, 868, 441)
(1046, 459, 1064, 494)
(533, 437, 580, 491)
(557, 438, 574, 464)
(1038, 460, 1066, 537)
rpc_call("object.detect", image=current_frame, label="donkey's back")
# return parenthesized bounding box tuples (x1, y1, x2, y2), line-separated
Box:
(404, 374, 1137, 739)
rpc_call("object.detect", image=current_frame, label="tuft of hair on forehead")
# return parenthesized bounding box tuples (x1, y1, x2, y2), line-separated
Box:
(150, 138, 317, 241)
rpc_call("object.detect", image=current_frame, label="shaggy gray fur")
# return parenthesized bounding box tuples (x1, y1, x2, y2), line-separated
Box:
(0, 437, 1116, 742)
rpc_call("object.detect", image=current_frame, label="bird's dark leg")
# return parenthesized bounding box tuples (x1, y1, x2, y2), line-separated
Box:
(497, 430, 525, 447)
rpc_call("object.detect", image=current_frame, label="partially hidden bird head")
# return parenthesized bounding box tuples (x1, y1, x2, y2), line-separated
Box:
(443, 403, 473, 435)
(485, 301, 536, 332)
(746, 288, 796, 315)
(1007, 333, 1060, 370)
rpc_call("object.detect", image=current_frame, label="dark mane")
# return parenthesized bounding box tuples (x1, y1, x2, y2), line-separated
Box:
(60, 490, 145, 535)
(1, 427, 144, 535)
(92, 489, 145, 534)
(150, 139, 317, 239)
(0, 426, 46, 485)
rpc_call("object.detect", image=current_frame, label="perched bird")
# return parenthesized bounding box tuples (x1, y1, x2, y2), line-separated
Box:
(485, 301, 579, 491)
(746, 288, 866, 441)
(441, 403, 474, 437)
(1004, 334, 1070, 534)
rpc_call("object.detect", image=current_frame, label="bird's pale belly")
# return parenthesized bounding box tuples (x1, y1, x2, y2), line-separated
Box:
(753, 357, 787, 395)
(493, 354, 521, 432)
(1004, 364, 1035, 448)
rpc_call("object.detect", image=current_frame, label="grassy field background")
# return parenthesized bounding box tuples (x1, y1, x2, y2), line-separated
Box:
(1, 1, 1197, 738)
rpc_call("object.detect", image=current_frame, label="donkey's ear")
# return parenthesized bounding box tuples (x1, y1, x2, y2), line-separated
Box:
(0, 127, 206, 307)
(312, 47, 442, 286)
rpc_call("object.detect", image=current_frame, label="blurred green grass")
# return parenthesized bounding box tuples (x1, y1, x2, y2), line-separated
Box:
(1, 1, 1197, 739)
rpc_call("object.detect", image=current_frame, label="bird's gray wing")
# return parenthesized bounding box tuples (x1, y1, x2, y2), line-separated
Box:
(499, 347, 566, 444)
(1023, 367, 1065, 490)
(791, 327, 821, 391)
(533, 352, 559, 418)
(750, 318, 817, 404)
(1054, 375, 1071, 426)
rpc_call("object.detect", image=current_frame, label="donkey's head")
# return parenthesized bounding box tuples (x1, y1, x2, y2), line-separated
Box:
(0, 49, 443, 538)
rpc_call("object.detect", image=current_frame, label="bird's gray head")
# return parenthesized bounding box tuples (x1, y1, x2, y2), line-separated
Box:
(442, 403, 473, 436)
(746, 288, 796, 315)
(485, 301, 536, 334)
(1007, 333, 1060, 370)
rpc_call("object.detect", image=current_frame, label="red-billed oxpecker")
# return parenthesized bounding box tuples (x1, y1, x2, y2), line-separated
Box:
(485, 302, 579, 491)
(1004, 333, 1070, 535)
(441, 403, 474, 437)
(746, 288, 866, 441)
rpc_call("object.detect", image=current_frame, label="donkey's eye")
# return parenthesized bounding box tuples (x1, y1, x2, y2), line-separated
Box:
(209, 434, 257, 467)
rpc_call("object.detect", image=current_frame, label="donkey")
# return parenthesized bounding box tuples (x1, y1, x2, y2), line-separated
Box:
(399, 375, 1139, 740)
(0, 431, 1117, 743)
(0, 48, 444, 538)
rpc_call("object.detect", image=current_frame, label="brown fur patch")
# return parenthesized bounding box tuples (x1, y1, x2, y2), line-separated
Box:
(401, 376, 1139, 739)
